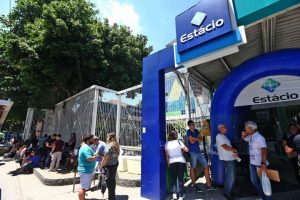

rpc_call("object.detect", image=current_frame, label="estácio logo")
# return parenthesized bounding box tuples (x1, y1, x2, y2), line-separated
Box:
(253, 78, 299, 104)
(180, 11, 225, 43)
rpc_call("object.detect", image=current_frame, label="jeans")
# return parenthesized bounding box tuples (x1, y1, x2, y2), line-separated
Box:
(249, 164, 272, 200)
(106, 162, 119, 200)
(170, 162, 186, 197)
(223, 160, 236, 197)
(189, 152, 208, 168)
(44, 152, 51, 168)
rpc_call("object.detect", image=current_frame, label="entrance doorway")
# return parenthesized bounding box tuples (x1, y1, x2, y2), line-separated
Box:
(235, 103, 300, 197)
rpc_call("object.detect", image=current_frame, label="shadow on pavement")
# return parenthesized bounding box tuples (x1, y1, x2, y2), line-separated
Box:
(7, 169, 32, 176)
(116, 195, 129, 200)
(86, 195, 128, 200)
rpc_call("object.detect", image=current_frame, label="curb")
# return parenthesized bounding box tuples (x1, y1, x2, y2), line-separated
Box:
(34, 169, 80, 186)
(116, 173, 141, 187)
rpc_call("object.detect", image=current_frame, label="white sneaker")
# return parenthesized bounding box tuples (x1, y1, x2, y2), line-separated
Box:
(178, 197, 183, 200)
(172, 193, 177, 199)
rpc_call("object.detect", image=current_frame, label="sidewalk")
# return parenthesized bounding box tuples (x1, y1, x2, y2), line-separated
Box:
(0, 158, 141, 200)
(1, 157, 300, 200)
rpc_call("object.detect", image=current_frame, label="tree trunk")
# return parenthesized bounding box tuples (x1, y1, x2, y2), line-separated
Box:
(76, 59, 83, 89)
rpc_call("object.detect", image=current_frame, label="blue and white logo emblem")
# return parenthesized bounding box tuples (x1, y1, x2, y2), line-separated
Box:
(261, 78, 281, 93)
(191, 12, 206, 26)
(175, 0, 233, 53)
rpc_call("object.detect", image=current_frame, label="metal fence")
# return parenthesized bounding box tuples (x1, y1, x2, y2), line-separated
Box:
(46, 85, 143, 147)
(118, 86, 142, 146)
(53, 87, 96, 146)
(25, 73, 211, 147)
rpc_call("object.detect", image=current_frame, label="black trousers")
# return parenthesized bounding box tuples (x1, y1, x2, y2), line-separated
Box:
(290, 157, 300, 184)
(106, 162, 119, 200)
(169, 162, 186, 197)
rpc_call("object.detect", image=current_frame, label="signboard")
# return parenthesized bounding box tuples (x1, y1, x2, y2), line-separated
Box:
(234, 75, 300, 107)
(175, 0, 233, 53)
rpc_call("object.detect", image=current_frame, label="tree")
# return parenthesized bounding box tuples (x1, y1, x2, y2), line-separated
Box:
(0, 0, 152, 131)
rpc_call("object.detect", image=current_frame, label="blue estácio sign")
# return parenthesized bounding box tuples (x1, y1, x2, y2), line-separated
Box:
(175, 0, 233, 53)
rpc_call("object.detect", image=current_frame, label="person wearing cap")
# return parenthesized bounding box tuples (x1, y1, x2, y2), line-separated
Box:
(241, 121, 272, 200)
(216, 124, 239, 200)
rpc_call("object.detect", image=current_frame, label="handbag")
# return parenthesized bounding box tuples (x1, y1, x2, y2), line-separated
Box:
(178, 140, 190, 162)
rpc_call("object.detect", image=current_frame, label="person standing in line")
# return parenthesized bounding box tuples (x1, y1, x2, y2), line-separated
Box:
(49, 134, 64, 171)
(241, 121, 272, 200)
(165, 131, 189, 200)
(216, 124, 239, 200)
(283, 123, 300, 184)
(69, 132, 77, 152)
(78, 134, 99, 200)
(44, 134, 55, 169)
(186, 120, 215, 192)
(38, 134, 47, 167)
(100, 133, 120, 200)
(92, 136, 106, 171)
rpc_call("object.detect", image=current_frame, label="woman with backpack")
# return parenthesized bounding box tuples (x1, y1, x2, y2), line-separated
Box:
(165, 131, 189, 200)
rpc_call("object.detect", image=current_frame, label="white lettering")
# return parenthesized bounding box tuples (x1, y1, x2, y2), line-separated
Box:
(187, 33, 193, 41)
(180, 18, 225, 44)
(180, 34, 187, 43)
(215, 19, 224, 27)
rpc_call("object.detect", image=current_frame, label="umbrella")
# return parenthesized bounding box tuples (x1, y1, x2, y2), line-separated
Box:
(98, 168, 107, 198)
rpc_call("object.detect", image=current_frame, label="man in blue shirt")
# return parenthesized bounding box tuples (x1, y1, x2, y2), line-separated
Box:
(92, 136, 107, 170)
(78, 134, 99, 200)
(187, 120, 215, 192)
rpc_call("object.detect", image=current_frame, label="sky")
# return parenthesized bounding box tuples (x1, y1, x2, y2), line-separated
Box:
(0, 0, 199, 52)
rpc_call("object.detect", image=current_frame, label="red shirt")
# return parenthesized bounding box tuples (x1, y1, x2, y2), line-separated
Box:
(53, 140, 64, 152)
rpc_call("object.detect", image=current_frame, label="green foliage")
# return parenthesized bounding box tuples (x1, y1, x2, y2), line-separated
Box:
(0, 0, 152, 131)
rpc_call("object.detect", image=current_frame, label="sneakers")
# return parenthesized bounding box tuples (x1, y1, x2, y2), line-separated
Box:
(193, 185, 203, 193)
(178, 197, 183, 200)
(172, 193, 177, 199)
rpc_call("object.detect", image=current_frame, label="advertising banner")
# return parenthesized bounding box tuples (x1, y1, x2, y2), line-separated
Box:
(234, 75, 300, 107)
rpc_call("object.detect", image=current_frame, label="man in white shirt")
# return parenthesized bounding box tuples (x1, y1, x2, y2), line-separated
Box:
(241, 121, 272, 200)
(216, 124, 237, 200)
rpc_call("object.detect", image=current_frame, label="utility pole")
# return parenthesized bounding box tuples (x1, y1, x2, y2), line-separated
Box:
(9, 0, 12, 31)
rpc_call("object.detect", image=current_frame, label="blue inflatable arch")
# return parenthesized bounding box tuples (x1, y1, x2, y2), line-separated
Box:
(210, 48, 300, 184)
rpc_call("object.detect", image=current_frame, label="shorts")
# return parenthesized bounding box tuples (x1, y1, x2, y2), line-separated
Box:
(79, 173, 93, 190)
(190, 152, 208, 168)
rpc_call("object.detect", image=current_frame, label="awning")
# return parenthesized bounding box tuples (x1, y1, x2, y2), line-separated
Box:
(188, 5, 300, 90)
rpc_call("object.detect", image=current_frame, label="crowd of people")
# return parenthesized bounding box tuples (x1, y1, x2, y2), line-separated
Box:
(3, 131, 121, 200)
(3, 118, 300, 200)
(165, 119, 300, 200)
(3, 132, 78, 173)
